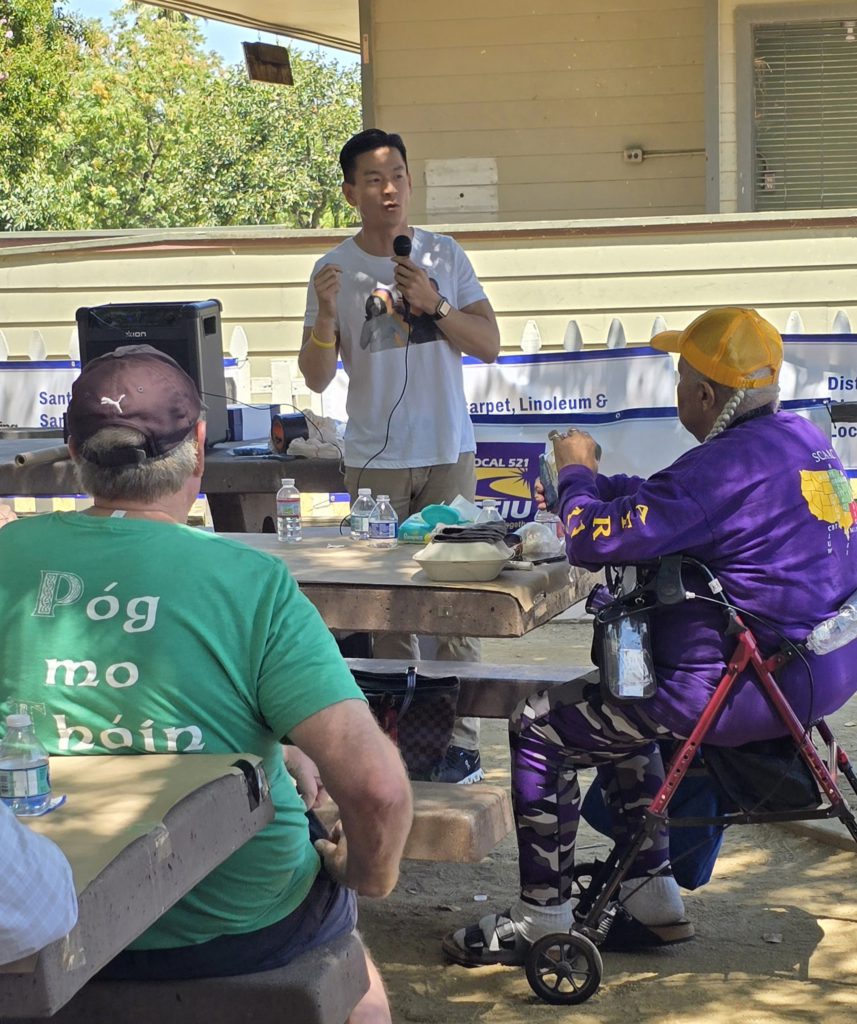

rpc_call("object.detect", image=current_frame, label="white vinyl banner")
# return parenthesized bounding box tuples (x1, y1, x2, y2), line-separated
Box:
(780, 335, 857, 402)
(0, 359, 241, 432)
(780, 335, 857, 473)
(0, 362, 77, 431)
(322, 337, 856, 425)
(463, 348, 676, 418)
(320, 347, 677, 423)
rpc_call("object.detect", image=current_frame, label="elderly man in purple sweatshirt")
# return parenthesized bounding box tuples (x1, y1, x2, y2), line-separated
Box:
(444, 307, 857, 965)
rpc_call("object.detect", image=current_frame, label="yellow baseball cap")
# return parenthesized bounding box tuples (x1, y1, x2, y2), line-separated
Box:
(651, 307, 782, 390)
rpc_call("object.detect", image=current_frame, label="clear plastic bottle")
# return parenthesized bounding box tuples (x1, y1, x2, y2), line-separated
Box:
(477, 499, 504, 524)
(276, 478, 302, 543)
(368, 495, 398, 549)
(0, 713, 52, 816)
(534, 507, 564, 543)
(806, 588, 857, 654)
(349, 488, 375, 541)
(538, 444, 560, 509)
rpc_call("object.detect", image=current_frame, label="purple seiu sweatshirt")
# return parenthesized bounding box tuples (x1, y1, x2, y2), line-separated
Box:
(558, 410, 857, 744)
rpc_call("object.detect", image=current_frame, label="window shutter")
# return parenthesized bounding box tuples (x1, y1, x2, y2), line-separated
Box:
(753, 20, 857, 210)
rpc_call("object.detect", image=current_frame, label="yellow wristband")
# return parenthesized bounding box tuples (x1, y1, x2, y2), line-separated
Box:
(310, 330, 337, 350)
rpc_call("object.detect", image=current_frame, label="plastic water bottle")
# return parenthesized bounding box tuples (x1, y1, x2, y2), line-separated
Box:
(535, 508, 565, 543)
(368, 495, 398, 549)
(806, 588, 857, 654)
(477, 499, 504, 524)
(276, 478, 302, 543)
(349, 488, 375, 541)
(0, 713, 52, 816)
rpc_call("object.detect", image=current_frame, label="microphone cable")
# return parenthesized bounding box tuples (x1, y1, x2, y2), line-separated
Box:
(352, 232, 415, 497)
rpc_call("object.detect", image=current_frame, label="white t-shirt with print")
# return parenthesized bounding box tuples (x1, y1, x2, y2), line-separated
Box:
(304, 227, 487, 469)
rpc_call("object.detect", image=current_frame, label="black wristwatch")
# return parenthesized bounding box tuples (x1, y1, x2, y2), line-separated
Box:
(432, 296, 452, 320)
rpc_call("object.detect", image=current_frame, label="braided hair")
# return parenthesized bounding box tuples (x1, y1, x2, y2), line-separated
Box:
(703, 388, 745, 442)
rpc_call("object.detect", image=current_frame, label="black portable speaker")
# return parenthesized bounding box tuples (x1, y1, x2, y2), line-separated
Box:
(75, 299, 228, 446)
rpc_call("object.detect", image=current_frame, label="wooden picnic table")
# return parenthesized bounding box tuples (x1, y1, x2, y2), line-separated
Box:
(0, 754, 273, 1019)
(224, 530, 589, 638)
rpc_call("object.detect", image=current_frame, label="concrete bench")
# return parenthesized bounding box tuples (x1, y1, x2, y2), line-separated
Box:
(405, 781, 513, 861)
(346, 657, 593, 718)
(317, 780, 514, 863)
(2, 931, 369, 1024)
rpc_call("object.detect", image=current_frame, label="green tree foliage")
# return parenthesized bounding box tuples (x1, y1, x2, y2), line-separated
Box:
(0, 3, 361, 230)
(0, 0, 91, 228)
(186, 57, 361, 228)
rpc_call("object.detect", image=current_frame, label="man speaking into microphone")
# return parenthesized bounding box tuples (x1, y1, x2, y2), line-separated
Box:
(300, 128, 500, 784)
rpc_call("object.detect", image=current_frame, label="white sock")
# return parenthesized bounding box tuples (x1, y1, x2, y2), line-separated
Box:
(619, 874, 685, 927)
(510, 898, 576, 944)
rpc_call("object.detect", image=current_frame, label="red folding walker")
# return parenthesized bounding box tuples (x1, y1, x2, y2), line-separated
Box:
(525, 555, 857, 1005)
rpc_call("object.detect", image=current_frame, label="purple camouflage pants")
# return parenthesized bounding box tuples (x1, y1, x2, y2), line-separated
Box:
(510, 672, 685, 906)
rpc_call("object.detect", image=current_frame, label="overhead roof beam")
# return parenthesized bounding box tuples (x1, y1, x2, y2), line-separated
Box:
(144, 1, 359, 53)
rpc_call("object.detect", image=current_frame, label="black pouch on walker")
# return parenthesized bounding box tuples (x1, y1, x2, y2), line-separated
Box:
(586, 571, 658, 702)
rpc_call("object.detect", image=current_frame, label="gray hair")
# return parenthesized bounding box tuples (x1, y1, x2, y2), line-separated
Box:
(681, 363, 780, 442)
(74, 426, 199, 502)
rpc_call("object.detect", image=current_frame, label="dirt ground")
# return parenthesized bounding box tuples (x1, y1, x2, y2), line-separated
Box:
(358, 621, 857, 1024)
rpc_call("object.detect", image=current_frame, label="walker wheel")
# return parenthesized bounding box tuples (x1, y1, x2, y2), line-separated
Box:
(525, 931, 603, 1005)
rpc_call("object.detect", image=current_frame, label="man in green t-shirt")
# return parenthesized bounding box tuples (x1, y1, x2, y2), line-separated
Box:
(0, 346, 411, 1024)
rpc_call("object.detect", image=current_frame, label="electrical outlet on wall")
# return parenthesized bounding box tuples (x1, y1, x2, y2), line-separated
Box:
(623, 147, 644, 163)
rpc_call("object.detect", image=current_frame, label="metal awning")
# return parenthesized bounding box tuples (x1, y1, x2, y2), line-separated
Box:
(148, 1, 359, 52)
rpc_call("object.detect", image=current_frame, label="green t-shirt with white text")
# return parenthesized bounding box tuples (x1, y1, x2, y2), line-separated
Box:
(0, 513, 364, 948)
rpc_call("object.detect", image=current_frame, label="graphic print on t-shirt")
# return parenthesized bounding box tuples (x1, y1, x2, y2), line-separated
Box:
(359, 278, 444, 352)
(800, 468, 857, 531)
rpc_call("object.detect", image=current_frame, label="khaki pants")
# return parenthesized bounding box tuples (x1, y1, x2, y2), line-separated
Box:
(344, 453, 481, 751)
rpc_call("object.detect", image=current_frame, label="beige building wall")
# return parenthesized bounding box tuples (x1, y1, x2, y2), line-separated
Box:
(1, 211, 855, 402)
(365, 0, 708, 221)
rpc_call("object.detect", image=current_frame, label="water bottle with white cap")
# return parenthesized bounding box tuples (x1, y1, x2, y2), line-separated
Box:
(0, 713, 52, 816)
(477, 499, 504, 524)
(349, 488, 376, 541)
(534, 508, 564, 543)
(368, 495, 398, 549)
(276, 478, 302, 543)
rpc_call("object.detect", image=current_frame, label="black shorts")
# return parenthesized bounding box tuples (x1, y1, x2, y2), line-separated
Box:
(97, 868, 357, 982)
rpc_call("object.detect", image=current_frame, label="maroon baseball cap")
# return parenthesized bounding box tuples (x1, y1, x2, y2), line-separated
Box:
(66, 345, 201, 466)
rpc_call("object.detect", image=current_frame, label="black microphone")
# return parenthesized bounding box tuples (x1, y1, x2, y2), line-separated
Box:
(393, 234, 412, 323)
